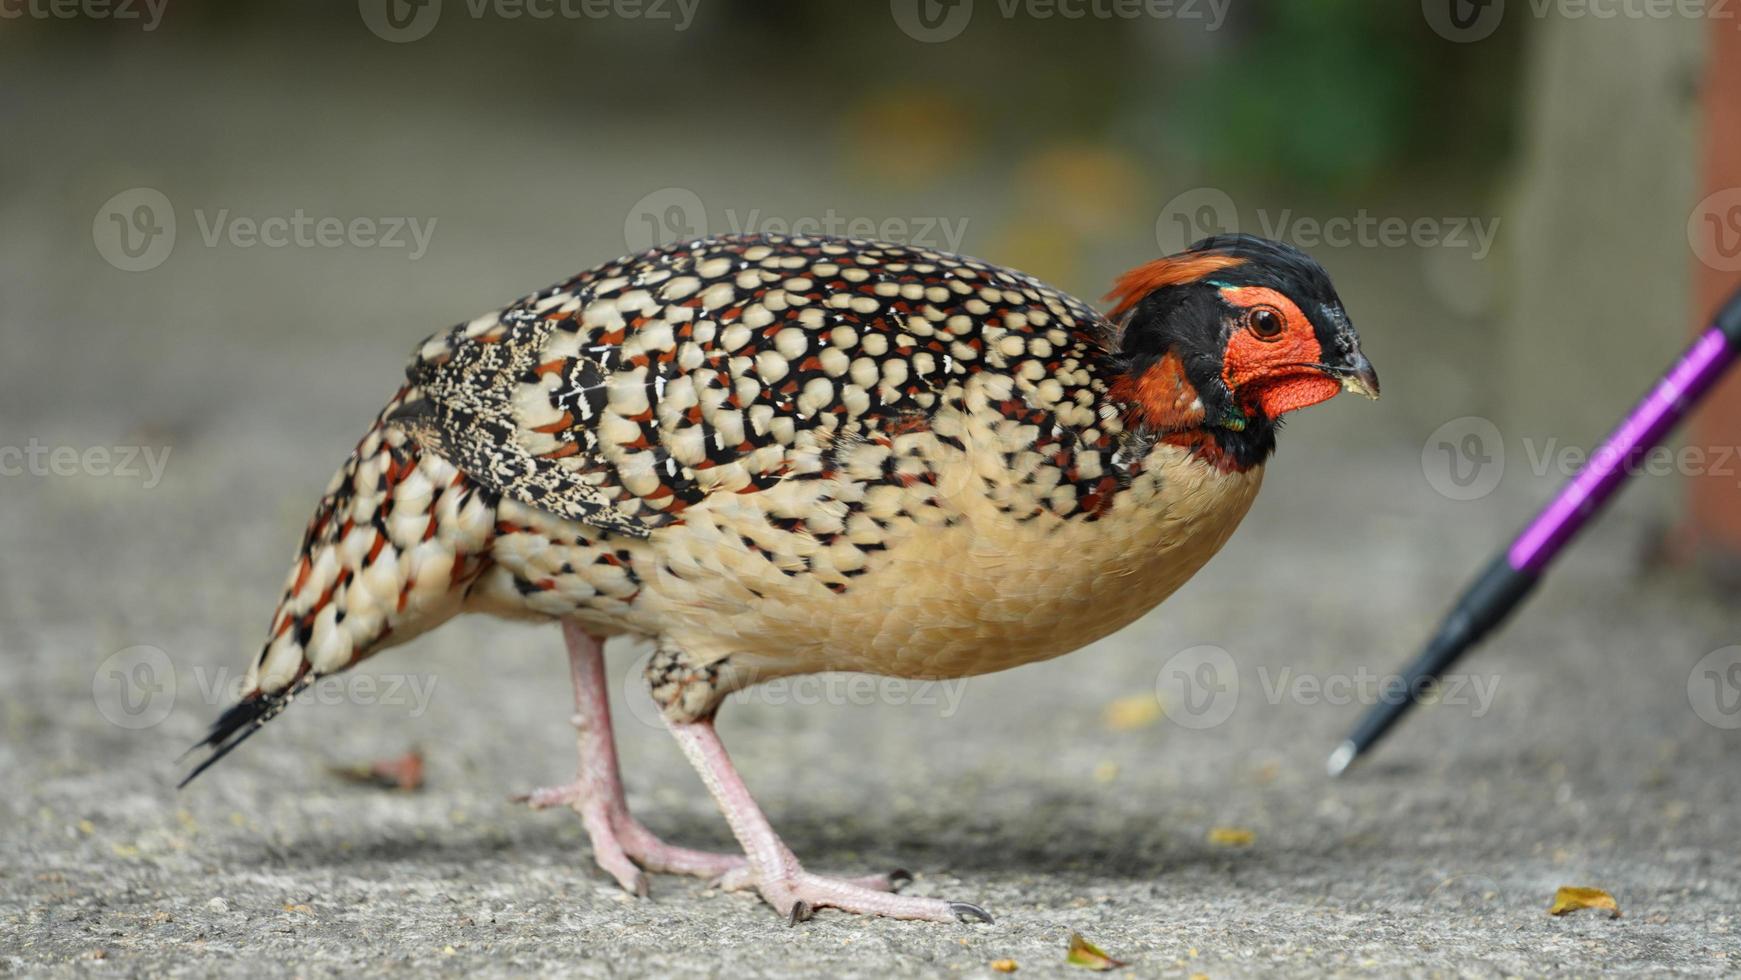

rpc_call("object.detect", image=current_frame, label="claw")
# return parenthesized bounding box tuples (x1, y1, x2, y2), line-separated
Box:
(949, 901, 994, 924)
(888, 868, 913, 890)
(788, 900, 813, 926)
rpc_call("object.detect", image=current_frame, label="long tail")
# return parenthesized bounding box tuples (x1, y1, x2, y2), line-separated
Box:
(180, 386, 497, 786)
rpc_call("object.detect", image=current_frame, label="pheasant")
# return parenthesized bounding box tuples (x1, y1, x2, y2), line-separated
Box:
(184, 231, 1377, 924)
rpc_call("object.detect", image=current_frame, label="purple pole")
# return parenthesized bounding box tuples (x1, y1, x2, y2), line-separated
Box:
(1331, 288, 1741, 776)
(1508, 327, 1739, 571)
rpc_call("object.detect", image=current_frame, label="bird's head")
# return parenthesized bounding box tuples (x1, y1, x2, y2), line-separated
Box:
(1103, 233, 1378, 466)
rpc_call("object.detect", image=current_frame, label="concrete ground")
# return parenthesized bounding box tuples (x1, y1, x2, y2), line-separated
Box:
(6, 32, 1741, 980)
(8, 371, 1741, 977)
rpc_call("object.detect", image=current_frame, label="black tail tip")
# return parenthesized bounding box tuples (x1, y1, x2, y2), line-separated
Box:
(177, 695, 276, 789)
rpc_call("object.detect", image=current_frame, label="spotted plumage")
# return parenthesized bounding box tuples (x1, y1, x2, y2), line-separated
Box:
(185, 231, 1377, 924)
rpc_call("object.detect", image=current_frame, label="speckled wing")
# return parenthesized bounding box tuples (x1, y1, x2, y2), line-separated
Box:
(393, 234, 1116, 539)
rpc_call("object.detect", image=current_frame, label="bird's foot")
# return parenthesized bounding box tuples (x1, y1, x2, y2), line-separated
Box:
(514, 782, 746, 893)
(732, 856, 990, 924)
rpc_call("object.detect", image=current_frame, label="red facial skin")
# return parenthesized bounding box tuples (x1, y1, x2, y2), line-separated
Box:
(1216, 286, 1342, 419)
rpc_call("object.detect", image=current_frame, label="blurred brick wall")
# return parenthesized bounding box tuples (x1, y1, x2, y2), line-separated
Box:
(1689, 20, 1741, 559)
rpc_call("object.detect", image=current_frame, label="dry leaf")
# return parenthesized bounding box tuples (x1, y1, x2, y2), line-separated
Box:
(1103, 696, 1161, 731)
(990, 959, 1018, 973)
(1066, 932, 1127, 971)
(1207, 827, 1254, 847)
(330, 748, 424, 791)
(1547, 886, 1620, 918)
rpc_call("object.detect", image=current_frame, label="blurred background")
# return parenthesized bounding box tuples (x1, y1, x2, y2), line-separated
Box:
(5, 2, 1741, 975)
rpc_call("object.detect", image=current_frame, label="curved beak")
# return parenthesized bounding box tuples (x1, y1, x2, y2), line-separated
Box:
(1330, 352, 1380, 400)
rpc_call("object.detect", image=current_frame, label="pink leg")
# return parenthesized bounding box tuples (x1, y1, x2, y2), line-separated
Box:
(666, 715, 992, 924)
(517, 622, 745, 891)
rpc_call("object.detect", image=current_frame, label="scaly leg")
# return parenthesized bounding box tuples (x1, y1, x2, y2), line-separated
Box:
(665, 714, 993, 924)
(517, 622, 746, 892)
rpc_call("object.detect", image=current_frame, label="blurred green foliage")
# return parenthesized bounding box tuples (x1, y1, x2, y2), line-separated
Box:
(1162, 0, 1524, 189)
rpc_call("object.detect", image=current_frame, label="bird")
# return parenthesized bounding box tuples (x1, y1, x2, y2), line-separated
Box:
(182, 231, 1378, 924)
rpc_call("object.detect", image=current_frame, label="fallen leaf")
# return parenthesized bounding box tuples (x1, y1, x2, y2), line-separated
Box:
(1207, 827, 1254, 847)
(1066, 932, 1126, 971)
(990, 959, 1018, 973)
(330, 748, 424, 791)
(1547, 886, 1620, 918)
(1103, 696, 1161, 732)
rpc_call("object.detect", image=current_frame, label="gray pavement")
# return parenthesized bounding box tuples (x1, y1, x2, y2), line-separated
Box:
(7, 404, 1740, 976)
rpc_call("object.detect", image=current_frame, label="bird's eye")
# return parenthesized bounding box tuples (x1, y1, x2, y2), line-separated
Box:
(1247, 306, 1285, 340)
